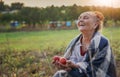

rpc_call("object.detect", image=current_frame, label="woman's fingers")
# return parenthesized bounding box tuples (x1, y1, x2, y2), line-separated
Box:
(66, 60, 79, 68)
(65, 67, 72, 71)
(66, 60, 73, 67)
(53, 60, 79, 70)
(58, 62, 67, 68)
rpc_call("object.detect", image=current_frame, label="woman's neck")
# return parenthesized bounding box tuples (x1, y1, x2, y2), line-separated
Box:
(82, 31, 95, 44)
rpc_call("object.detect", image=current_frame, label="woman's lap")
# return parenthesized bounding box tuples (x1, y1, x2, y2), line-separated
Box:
(68, 68, 86, 77)
(53, 68, 86, 77)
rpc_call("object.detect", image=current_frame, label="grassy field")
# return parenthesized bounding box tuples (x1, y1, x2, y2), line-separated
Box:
(0, 29, 78, 51)
(0, 27, 120, 52)
(0, 27, 120, 77)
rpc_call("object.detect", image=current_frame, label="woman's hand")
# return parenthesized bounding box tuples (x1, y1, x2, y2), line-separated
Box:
(58, 61, 72, 71)
(52, 61, 67, 70)
(52, 60, 79, 71)
(66, 60, 80, 68)
(52, 60, 72, 71)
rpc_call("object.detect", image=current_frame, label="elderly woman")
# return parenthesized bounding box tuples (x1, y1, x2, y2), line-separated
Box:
(53, 11, 116, 77)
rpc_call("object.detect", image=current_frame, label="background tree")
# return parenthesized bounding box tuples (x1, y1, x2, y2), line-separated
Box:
(45, 5, 60, 21)
(11, 2, 24, 10)
(0, 1, 4, 11)
(19, 7, 41, 28)
(1, 0, 120, 28)
(4, 4, 10, 11)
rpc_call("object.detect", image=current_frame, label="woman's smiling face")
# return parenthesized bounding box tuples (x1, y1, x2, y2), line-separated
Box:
(77, 12, 98, 33)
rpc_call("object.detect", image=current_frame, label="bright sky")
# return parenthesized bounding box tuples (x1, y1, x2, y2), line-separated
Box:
(3, 0, 120, 8)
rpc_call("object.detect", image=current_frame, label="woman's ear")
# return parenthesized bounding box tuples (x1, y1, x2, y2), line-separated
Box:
(94, 21, 100, 29)
(93, 23, 98, 29)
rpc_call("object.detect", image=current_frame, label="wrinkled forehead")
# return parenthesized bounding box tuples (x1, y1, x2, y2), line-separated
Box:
(79, 12, 96, 17)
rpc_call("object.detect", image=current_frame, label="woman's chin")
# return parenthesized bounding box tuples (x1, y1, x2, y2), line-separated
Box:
(78, 28, 85, 32)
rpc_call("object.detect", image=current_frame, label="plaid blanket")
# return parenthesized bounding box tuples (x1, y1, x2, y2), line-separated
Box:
(63, 32, 117, 77)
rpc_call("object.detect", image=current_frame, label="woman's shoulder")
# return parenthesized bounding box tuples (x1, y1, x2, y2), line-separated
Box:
(100, 35, 109, 44)
(99, 35, 109, 50)
(96, 32, 109, 43)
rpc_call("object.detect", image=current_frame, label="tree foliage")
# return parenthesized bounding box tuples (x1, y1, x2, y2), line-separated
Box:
(1, 1, 120, 27)
(11, 2, 24, 10)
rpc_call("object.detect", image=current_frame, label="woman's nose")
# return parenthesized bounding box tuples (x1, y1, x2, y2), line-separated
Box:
(77, 19, 83, 25)
(78, 18, 84, 23)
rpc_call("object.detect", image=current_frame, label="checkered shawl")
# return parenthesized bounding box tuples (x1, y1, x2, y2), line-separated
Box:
(64, 32, 117, 77)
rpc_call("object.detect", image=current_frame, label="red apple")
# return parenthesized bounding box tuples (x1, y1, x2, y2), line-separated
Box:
(53, 56, 60, 62)
(59, 57, 67, 65)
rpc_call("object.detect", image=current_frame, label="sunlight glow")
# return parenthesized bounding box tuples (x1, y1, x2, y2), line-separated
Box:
(3, 0, 120, 8)
(91, 0, 113, 7)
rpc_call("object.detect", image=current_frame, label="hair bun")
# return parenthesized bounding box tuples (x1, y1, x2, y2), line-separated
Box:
(94, 11, 104, 21)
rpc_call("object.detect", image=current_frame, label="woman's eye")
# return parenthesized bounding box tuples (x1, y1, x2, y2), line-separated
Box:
(84, 16, 89, 19)
(78, 16, 89, 20)
(78, 17, 81, 20)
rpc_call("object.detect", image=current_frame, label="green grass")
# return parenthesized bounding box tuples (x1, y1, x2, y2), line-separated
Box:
(0, 27, 120, 52)
(0, 27, 120, 77)
(0, 30, 79, 51)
